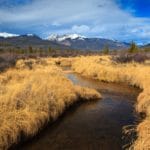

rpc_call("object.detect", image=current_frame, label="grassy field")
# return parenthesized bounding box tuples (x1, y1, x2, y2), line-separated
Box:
(66, 56, 149, 150)
(0, 58, 101, 149)
(0, 54, 149, 149)
(57, 55, 150, 149)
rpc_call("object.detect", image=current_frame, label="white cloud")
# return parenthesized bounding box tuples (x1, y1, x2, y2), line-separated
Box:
(0, 0, 149, 43)
(51, 22, 61, 27)
(72, 25, 90, 33)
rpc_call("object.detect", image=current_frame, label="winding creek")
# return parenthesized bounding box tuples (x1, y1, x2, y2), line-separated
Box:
(12, 70, 141, 150)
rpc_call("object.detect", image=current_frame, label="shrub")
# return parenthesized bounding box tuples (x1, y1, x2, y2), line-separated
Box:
(113, 53, 149, 63)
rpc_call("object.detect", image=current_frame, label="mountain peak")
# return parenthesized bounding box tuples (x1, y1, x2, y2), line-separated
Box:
(47, 34, 86, 41)
(27, 34, 34, 36)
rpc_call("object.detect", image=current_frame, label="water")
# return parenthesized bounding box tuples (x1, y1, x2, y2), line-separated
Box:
(12, 72, 140, 150)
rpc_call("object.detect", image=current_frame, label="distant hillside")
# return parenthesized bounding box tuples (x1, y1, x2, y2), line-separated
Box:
(47, 34, 130, 50)
(142, 43, 150, 48)
(0, 34, 70, 50)
(0, 33, 131, 51)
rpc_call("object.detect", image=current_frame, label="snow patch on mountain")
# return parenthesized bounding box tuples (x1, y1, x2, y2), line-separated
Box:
(47, 34, 86, 41)
(0, 32, 19, 38)
(27, 34, 34, 36)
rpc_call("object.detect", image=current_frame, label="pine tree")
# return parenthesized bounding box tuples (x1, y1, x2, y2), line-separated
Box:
(102, 45, 109, 54)
(28, 46, 33, 53)
(48, 46, 52, 54)
(128, 41, 139, 53)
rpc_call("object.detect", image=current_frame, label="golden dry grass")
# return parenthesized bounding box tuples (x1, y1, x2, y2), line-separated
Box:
(54, 57, 73, 67)
(69, 55, 150, 150)
(0, 58, 101, 150)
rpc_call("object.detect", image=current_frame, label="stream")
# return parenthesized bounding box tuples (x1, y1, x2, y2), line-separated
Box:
(13, 71, 140, 150)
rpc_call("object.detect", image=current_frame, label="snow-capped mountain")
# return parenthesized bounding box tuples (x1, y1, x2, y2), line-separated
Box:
(0, 32, 130, 50)
(0, 32, 19, 38)
(47, 34, 86, 41)
(46, 34, 130, 50)
(0, 32, 38, 38)
(0, 33, 70, 50)
(26, 34, 34, 37)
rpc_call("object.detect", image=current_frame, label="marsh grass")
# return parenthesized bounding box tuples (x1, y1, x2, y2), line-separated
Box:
(0, 58, 101, 149)
(69, 55, 150, 150)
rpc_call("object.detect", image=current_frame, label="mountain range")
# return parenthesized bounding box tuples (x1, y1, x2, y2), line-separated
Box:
(0, 32, 146, 51)
(47, 34, 130, 50)
(0, 34, 69, 50)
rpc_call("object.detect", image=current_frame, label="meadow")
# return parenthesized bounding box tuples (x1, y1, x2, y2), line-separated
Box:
(0, 58, 101, 149)
(0, 54, 150, 149)
(61, 55, 149, 150)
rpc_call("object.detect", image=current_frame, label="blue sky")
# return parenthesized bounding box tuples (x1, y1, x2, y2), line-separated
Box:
(117, 0, 150, 17)
(0, 0, 150, 44)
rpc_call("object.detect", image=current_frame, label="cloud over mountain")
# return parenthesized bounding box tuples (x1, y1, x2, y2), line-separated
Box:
(0, 0, 149, 44)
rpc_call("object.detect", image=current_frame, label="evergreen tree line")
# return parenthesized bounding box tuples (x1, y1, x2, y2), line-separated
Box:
(6, 46, 53, 54)
(101, 41, 150, 55)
